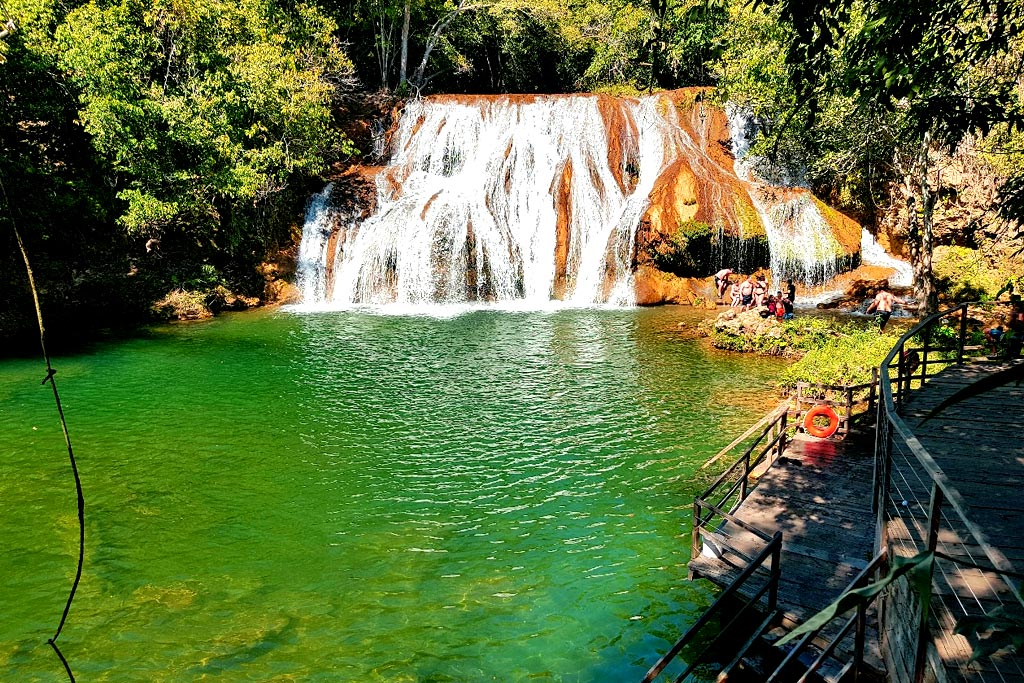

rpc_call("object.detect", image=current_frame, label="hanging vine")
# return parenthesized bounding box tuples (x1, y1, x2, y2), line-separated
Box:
(2, 177, 84, 683)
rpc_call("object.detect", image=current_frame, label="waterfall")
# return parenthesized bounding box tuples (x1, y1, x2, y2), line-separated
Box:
(295, 183, 336, 303)
(860, 228, 913, 286)
(296, 93, 899, 309)
(727, 106, 844, 286)
(300, 95, 690, 308)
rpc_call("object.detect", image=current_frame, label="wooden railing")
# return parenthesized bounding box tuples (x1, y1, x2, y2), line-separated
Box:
(692, 406, 788, 562)
(640, 531, 782, 683)
(874, 301, 1024, 683)
(766, 548, 890, 683)
(792, 371, 878, 439)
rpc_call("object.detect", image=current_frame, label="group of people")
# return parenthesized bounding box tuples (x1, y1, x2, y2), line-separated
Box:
(714, 268, 796, 320)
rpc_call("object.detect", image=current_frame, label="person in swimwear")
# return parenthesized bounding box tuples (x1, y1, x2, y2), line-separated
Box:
(753, 277, 767, 307)
(729, 281, 742, 308)
(714, 268, 733, 300)
(739, 277, 755, 311)
(865, 281, 905, 331)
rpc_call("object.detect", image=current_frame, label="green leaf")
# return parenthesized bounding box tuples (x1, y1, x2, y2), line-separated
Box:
(776, 552, 934, 646)
(955, 607, 1024, 660)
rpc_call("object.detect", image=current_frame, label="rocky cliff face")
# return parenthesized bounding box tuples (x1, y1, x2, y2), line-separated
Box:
(300, 89, 863, 307)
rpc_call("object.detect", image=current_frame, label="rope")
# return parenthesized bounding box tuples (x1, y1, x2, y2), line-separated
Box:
(2, 177, 83, 683)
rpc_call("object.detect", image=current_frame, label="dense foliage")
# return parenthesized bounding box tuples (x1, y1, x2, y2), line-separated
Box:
(780, 326, 903, 389)
(728, 0, 1024, 311)
(2, 0, 1023, 344)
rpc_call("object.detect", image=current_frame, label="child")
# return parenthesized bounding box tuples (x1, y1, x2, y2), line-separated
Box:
(985, 326, 1003, 354)
(729, 281, 741, 308)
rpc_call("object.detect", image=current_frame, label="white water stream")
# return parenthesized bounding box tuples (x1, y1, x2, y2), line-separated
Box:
(301, 96, 688, 307)
(297, 95, 903, 308)
(727, 106, 845, 286)
(860, 227, 913, 286)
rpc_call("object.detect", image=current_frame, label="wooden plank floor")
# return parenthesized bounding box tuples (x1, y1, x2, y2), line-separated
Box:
(890, 360, 1024, 682)
(689, 430, 879, 660)
(684, 360, 1024, 682)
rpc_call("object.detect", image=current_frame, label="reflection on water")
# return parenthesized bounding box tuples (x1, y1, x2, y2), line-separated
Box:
(0, 306, 788, 682)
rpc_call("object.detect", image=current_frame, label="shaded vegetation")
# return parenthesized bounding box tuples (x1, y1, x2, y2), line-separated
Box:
(2, 0, 1024, 344)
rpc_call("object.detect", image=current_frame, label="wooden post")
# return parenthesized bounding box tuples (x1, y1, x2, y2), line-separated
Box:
(768, 533, 781, 611)
(896, 343, 905, 410)
(873, 407, 893, 550)
(869, 367, 878, 415)
(914, 484, 944, 683)
(921, 323, 931, 385)
(740, 451, 749, 501)
(845, 386, 854, 435)
(691, 500, 702, 559)
(854, 601, 867, 683)
(957, 303, 968, 364)
(777, 412, 787, 460)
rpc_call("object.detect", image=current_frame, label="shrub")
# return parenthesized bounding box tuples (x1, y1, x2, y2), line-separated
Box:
(933, 246, 1002, 301)
(152, 289, 212, 321)
(781, 328, 903, 389)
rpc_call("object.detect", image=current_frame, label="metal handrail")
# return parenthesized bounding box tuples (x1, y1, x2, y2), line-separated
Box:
(641, 531, 783, 683)
(766, 548, 890, 683)
(692, 407, 788, 560)
(875, 300, 1024, 682)
(876, 302, 1023, 601)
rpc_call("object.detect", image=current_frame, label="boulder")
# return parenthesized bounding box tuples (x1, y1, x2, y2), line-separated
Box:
(265, 279, 301, 305)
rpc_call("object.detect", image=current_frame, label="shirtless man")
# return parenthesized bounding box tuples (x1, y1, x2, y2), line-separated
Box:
(739, 277, 755, 311)
(865, 281, 905, 331)
(714, 268, 733, 300)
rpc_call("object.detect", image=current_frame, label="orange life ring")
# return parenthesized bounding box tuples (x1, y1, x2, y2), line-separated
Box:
(804, 404, 840, 439)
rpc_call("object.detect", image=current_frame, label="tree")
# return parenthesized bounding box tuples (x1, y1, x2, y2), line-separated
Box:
(56, 0, 356, 248)
(752, 0, 1024, 313)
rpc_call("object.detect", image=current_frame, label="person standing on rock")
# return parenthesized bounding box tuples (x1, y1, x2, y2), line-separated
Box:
(781, 292, 794, 319)
(865, 281, 904, 331)
(740, 277, 755, 311)
(729, 281, 742, 308)
(753, 277, 767, 308)
(714, 268, 733, 300)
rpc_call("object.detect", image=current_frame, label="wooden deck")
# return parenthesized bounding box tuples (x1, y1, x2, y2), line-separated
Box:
(689, 430, 879, 659)
(687, 359, 1024, 683)
(888, 360, 1024, 682)
(899, 361, 1024, 568)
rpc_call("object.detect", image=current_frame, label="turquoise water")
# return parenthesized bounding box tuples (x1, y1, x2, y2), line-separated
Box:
(0, 306, 788, 682)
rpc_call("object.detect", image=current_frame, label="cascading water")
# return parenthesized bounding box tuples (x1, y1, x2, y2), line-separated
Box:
(295, 183, 336, 302)
(727, 106, 845, 286)
(298, 94, 745, 308)
(301, 96, 687, 307)
(297, 92, 883, 309)
(860, 228, 913, 286)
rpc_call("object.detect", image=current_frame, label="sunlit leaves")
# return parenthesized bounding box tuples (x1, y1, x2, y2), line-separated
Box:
(55, 0, 355, 237)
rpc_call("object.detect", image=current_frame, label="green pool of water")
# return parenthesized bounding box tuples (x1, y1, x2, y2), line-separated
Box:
(0, 306, 789, 682)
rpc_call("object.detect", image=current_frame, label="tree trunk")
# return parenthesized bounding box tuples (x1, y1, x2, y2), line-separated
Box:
(399, 0, 410, 89)
(411, 0, 477, 88)
(913, 131, 938, 315)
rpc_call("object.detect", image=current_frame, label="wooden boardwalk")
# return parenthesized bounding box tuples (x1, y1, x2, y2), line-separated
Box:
(888, 360, 1024, 682)
(899, 361, 1024, 568)
(689, 430, 879, 660)
(686, 359, 1024, 683)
